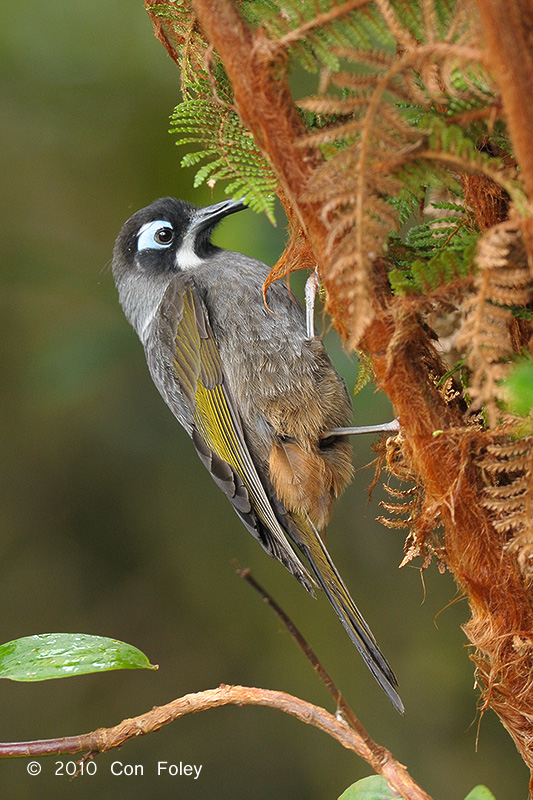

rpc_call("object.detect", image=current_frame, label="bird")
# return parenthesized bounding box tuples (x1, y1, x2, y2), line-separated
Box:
(111, 196, 403, 713)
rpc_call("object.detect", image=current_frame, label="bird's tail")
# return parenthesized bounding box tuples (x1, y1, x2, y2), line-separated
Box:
(291, 514, 404, 714)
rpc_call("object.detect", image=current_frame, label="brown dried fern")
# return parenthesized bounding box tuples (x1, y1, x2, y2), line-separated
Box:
(373, 382, 454, 573)
(478, 431, 533, 587)
(458, 219, 533, 425)
(297, 18, 486, 345)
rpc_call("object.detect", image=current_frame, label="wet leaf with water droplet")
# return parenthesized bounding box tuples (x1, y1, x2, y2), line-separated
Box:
(0, 633, 157, 681)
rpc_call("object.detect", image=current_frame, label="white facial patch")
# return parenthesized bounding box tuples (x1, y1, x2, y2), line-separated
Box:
(175, 232, 204, 270)
(137, 219, 174, 251)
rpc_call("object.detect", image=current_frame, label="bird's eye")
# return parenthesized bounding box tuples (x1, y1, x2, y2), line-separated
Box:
(154, 227, 173, 245)
(137, 220, 174, 251)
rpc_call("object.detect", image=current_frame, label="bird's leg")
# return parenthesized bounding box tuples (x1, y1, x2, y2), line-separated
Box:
(305, 269, 320, 340)
(304, 268, 400, 439)
(324, 419, 400, 437)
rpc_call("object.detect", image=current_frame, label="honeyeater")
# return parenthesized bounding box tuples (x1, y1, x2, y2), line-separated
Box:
(112, 196, 403, 713)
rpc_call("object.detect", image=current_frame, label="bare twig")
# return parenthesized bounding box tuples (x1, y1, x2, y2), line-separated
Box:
(0, 686, 378, 758)
(0, 681, 432, 800)
(235, 564, 366, 730)
(235, 565, 433, 800)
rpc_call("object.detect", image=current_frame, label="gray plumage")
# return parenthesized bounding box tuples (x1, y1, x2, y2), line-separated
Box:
(112, 196, 403, 713)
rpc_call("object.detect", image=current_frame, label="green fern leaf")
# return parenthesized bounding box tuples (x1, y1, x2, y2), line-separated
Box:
(170, 100, 278, 221)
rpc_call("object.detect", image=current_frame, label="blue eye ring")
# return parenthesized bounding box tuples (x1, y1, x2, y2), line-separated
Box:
(137, 219, 174, 251)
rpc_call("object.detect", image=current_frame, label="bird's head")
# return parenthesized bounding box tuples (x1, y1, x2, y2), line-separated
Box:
(112, 196, 247, 337)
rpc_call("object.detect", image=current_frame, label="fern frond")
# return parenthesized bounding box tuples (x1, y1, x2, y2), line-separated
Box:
(374, 430, 445, 569)
(242, 0, 397, 72)
(352, 350, 374, 396)
(389, 237, 476, 295)
(412, 119, 526, 209)
(170, 100, 277, 220)
(480, 430, 533, 585)
(457, 221, 533, 425)
(292, 2, 510, 343)
(150, 2, 210, 93)
(150, 0, 522, 351)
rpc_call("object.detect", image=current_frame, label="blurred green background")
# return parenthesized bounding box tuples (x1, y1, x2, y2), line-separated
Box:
(0, 2, 526, 798)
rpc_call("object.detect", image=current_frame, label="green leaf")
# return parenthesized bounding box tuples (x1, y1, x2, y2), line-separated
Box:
(338, 775, 400, 800)
(0, 633, 157, 681)
(170, 99, 277, 223)
(464, 786, 496, 800)
(504, 359, 533, 416)
(352, 351, 374, 396)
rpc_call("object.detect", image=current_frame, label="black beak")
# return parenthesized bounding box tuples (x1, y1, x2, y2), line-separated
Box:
(190, 198, 248, 235)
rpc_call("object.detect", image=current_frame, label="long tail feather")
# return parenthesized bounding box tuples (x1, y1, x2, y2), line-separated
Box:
(294, 516, 404, 714)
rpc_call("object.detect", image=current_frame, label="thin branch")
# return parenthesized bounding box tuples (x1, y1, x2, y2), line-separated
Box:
(0, 686, 383, 759)
(236, 565, 432, 800)
(236, 566, 364, 729)
(0, 682, 432, 800)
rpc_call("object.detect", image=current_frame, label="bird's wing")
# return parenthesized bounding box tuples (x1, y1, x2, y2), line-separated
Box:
(153, 283, 315, 593)
(151, 282, 403, 712)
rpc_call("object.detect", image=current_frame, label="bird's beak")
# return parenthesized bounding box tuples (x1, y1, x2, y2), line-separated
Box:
(190, 198, 248, 234)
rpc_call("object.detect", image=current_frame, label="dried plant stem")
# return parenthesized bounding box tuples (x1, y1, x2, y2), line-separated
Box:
(0, 684, 431, 800)
(236, 566, 432, 800)
(235, 565, 349, 709)
(476, 0, 533, 259)
(476, 0, 533, 202)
